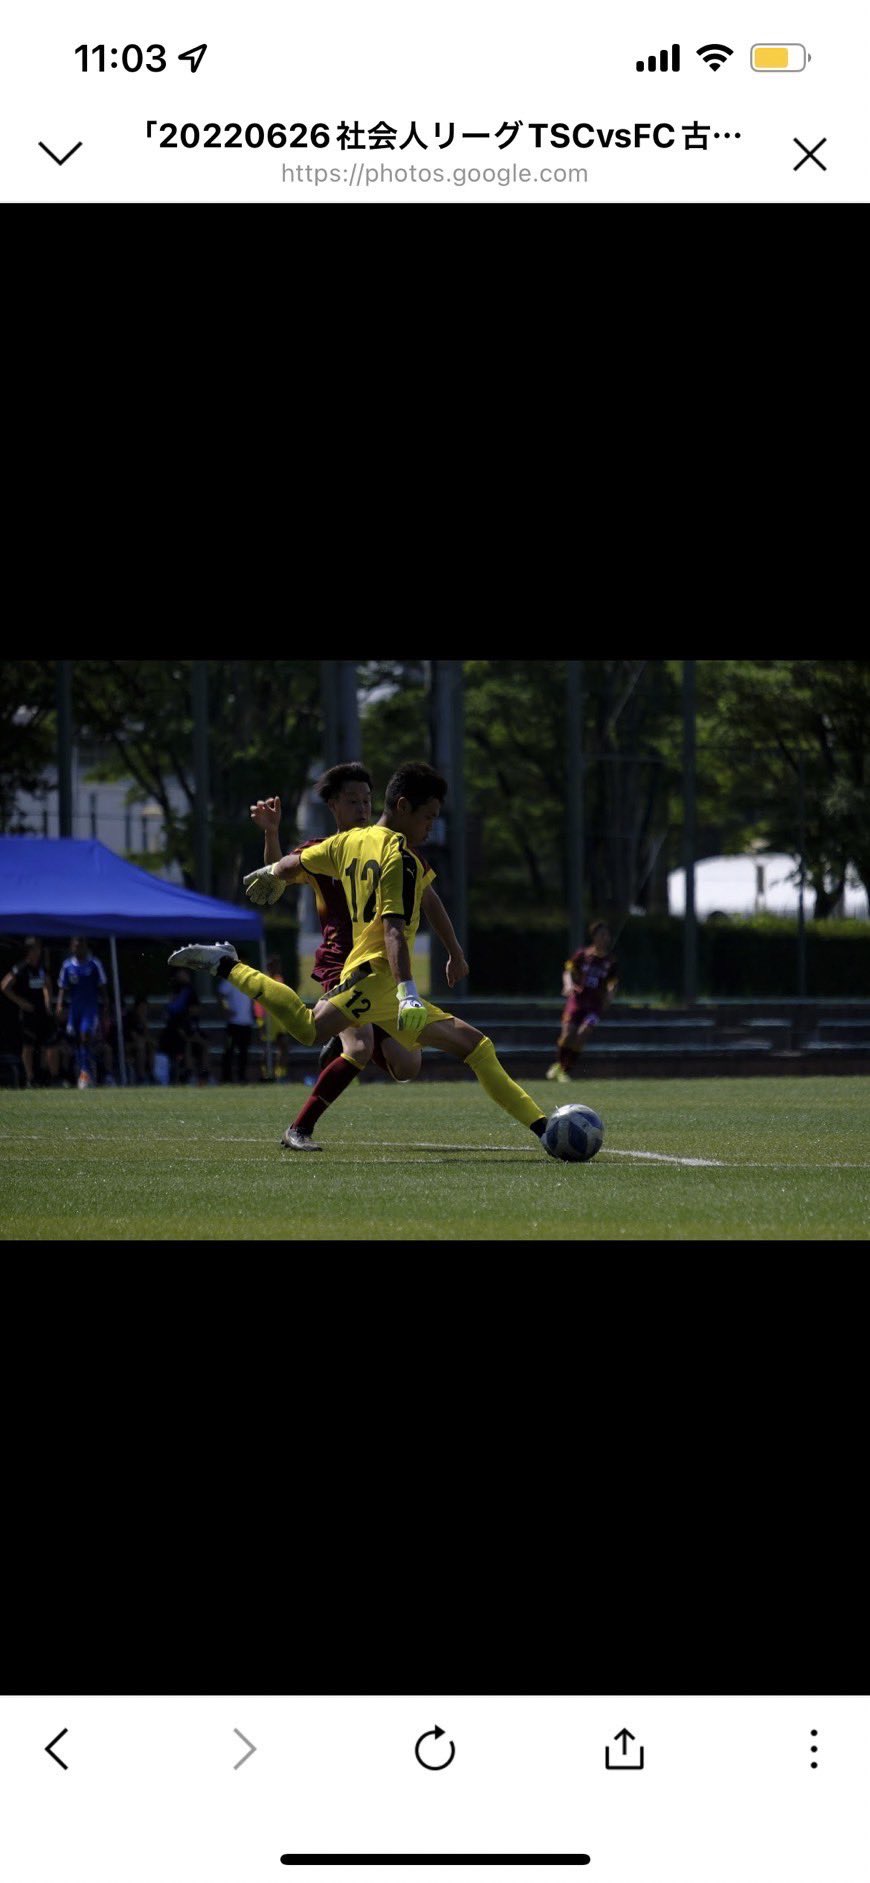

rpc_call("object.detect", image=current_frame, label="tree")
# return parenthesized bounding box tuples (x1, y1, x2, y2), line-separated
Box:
(698, 660, 870, 916)
(359, 660, 681, 926)
(72, 660, 323, 900)
(0, 663, 57, 832)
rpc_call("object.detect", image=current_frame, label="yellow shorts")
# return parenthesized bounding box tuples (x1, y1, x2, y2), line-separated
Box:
(322, 963, 451, 1043)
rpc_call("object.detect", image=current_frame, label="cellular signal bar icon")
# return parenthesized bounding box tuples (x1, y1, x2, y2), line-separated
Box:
(636, 43, 681, 70)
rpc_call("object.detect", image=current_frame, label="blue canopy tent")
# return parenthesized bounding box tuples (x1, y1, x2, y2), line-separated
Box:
(0, 839, 265, 1085)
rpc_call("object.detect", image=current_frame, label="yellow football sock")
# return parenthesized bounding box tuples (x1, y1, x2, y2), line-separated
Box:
(229, 963, 316, 1045)
(466, 1036, 546, 1129)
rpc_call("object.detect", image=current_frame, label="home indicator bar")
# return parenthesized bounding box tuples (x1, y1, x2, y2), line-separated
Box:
(280, 1860, 591, 1869)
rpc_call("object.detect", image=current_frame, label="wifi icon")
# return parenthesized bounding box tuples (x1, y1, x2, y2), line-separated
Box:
(697, 42, 734, 68)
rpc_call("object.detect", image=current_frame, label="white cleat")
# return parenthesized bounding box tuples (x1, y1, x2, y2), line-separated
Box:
(280, 1128, 323, 1152)
(167, 942, 239, 976)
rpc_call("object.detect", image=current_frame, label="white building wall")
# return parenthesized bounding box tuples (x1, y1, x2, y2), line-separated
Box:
(12, 749, 187, 882)
(669, 854, 869, 919)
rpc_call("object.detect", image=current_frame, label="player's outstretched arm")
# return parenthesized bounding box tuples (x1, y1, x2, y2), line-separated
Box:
(250, 796, 283, 866)
(244, 848, 307, 905)
(421, 885, 468, 987)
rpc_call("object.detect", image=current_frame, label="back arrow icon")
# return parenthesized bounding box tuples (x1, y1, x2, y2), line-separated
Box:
(38, 142, 82, 164)
(45, 1728, 69, 1769)
(415, 1726, 456, 1770)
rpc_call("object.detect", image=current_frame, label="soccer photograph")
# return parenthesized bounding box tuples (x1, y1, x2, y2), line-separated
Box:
(2, 658, 868, 1242)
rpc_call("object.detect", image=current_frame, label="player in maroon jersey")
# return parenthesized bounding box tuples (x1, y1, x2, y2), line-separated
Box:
(250, 761, 468, 1147)
(546, 921, 619, 1082)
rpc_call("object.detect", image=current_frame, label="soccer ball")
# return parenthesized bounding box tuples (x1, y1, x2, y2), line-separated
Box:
(543, 1102, 604, 1163)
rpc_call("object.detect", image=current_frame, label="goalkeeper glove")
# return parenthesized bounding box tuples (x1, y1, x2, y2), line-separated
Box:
(243, 864, 287, 907)
(396, 979, 428, 1037)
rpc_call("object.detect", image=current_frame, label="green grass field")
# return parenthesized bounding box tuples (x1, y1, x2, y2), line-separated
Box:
(2, 1077, 868, 1240)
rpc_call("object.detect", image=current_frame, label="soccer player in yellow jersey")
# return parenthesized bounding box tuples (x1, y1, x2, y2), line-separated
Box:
(249, 760, 468, 1148)
(168, 761, 551, 1153)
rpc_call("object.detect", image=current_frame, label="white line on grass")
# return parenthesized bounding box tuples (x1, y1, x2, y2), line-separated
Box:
(6, 1131, 867, 1170)
(337, 1141, 727, 1164)
(601, 1148, 726, 1167)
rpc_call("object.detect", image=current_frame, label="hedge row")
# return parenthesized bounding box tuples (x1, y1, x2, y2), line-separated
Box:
(7, 914, 865, 1004)
(465, 915, 870, 999)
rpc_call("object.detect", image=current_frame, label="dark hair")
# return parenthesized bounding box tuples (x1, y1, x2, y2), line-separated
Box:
(384, 761, 447, 811)
(590, 921, 611, 939)
(316, 762, 373, 803)
(24, 936, 39, 951)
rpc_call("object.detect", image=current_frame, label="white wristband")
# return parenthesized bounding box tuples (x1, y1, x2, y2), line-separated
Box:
(397, 980, 419, 1001)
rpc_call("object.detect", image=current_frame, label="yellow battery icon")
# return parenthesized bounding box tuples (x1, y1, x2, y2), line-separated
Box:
(751, 43, 808, 69)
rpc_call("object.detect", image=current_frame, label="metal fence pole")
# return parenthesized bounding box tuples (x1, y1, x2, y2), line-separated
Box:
(797, 751, 807, 998)
(56, 660, 73, 837)
(683, 660, 698, 1004)
(566, 661, 584, 949)
(192, 661, 211, 896)
(320, 661, 340, 768)
(109, 935, 128, 1086)
(449, 662, 468, 986)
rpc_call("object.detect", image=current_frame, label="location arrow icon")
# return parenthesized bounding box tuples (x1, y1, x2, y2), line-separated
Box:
(39, 142, 82, 165)
(178, 44, 207, 71)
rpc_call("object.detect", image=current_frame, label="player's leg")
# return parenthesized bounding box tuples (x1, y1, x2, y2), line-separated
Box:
(558, 1022, 583, 1076)
(165, 946, 320, 1044)
(416, 1013, 547, 1139)
(166, 946, 373, 1050)
(21, 1040, 35, 1086)
(283, 1025, 374, 1151)
(75, 1016, 97, 1086)
(372, 1027, 422, 1083)
(548, 1000, 580, 1080)
(567, 1011, 599, 1067)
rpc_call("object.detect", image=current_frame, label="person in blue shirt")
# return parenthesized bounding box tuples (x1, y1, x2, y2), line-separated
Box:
(56, 937, 108, 1089)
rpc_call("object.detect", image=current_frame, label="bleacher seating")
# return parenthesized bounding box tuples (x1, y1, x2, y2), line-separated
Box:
(127, 995, 870, 1082)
